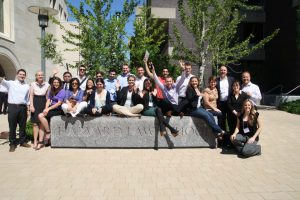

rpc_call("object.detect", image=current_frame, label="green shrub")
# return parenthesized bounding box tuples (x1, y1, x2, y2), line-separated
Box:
(278, 100, 300, 115)
(26, 121, 33, 141)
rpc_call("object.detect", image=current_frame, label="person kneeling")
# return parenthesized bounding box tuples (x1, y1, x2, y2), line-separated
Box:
(113, 75, 143, 117)
(85, 78, 112, 116)
(230, 99, 262, 157)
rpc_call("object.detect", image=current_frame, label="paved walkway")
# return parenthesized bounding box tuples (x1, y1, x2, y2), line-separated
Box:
(0, 110, 299, 200)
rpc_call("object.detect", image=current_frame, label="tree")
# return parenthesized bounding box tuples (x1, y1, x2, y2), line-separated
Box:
(52, 0, 138, 75)
(39, 33, 64, 66)
(171, 0, 279, 86)
(129, 5, 168, 70)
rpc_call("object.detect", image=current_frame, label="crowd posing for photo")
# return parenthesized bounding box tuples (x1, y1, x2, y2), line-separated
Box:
(0, 60, 262, 157)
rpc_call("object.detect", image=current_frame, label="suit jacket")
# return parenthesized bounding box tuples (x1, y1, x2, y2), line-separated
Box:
(183, 86, 200, 112)
(116, 86, 140, 106)
(87, 89, 111, 109)
(216, 76, 235, 102)
(137, 91, 158, 112)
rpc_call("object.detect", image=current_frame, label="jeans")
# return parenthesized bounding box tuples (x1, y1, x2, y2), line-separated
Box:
(189, 108, 223, 135)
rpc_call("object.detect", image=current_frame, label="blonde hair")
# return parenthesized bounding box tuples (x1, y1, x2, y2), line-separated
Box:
(242, 99, 257, 126)
(35, 71, 44, 82)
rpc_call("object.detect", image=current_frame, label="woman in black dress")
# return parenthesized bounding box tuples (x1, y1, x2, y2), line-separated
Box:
(227, 80, 250, 135)
(29, 71, 50, 150)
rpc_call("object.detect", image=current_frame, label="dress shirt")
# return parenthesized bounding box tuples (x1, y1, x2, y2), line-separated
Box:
(175, 73, 194, 98)
(65, 89, 84, 103)
(135, 76, 147, 92)
(104, 78, 117, 101)
(1, 79, 30, 105)
(242, 82, 262, 105)
(117, 73, 131, 89)
(63, 82, 70, 90)
(30, 82, 50, 96)
(76, 75, 88, 91)
(219, 77, 229, 101)
(0, 84, 8, 93)
(153, 72, 185, 105)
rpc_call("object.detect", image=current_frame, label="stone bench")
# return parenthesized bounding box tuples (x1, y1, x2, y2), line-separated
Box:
(50, 116, 217, 148)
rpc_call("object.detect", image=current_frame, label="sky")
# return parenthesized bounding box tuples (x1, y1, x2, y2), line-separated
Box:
(67, 0, 141, 38)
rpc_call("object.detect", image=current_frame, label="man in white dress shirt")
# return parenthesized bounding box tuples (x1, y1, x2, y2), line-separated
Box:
(76, 65, 88, 91)
(241, 71, 262, 106)
(176, 61, 194, 104)
(0, 69, 31, 152)
(135, 66, 147, 92)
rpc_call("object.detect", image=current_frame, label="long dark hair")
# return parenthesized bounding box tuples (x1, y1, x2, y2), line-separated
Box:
(142, 78, 154, 92)
(50, 77, 63, 97)
(85, 78, 95, 90)
(69, 78, 80, 91)
(95, 78, 105, 87)
(241, 99, 257, 126)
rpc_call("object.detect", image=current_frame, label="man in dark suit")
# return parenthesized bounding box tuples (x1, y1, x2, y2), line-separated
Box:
(216, 65, 235, 132)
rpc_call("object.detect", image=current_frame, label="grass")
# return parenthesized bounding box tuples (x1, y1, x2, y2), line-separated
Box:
(278, 100, 300, 115)
(26, 121, 33, 141)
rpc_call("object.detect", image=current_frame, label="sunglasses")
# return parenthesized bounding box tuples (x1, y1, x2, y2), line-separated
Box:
(79, 69, 86, 71)
(72, 82, 79, 85)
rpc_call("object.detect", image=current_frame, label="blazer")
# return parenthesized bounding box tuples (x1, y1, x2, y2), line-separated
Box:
(138, 91, 158, 112)
(183, 86, 200, 112)
(116, 86, 140, 106)
(216, 76, 235, 102)
(227, 91, 250, 113)
(87, 89, 111, 109)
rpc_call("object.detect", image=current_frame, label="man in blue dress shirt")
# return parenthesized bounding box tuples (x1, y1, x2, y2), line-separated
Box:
(104, 69, 118, 102)
(117, 64, 132, 89)
(0, 69, 31, 152)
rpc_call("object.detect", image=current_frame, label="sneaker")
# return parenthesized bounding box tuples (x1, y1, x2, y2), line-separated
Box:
(9, 145, 17, 152)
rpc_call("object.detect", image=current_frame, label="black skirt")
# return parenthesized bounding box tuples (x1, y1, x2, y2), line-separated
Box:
(30, 95, 47, 124)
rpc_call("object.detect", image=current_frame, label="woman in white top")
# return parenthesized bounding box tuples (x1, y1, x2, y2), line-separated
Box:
(85, 78, 112, 116)
(29, 71, 50, 150)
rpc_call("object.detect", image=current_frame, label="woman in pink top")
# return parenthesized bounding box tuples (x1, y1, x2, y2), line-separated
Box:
(29, 71, 49, 150)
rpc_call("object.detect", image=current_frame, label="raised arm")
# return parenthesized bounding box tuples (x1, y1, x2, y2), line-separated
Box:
(144, 59, 154, 79)
(152, 67, 164, 91)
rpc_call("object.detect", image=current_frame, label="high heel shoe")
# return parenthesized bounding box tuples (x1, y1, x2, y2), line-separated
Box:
(171, 130, 179, 137)
(44, 131, 51, 147)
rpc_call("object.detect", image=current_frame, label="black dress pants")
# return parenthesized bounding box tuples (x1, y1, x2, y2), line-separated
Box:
(218, 101, 229, 131)
(7, 104, 28, 146)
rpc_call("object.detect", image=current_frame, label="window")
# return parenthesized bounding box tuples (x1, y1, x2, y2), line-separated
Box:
(0, 0, 3, 33)
(242, 23, 264, 43)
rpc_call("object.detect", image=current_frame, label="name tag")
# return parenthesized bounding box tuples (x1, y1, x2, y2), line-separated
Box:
(149, 102, 153, 107)
(243, 128, 250, 133)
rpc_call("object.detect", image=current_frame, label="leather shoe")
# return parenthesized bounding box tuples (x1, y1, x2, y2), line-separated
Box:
(20, 143, 31, 148)
(9, 145, 16, 152)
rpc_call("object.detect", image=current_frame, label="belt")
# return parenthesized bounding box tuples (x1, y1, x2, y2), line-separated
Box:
(8, 103, 27, 107)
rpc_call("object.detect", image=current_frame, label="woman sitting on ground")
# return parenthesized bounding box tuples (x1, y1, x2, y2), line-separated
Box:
(203, 76, 222, 117)
(38, 77, 65, 147)
(112, 75, 144, 117)
(29, 71, 50, 150)
(184, 76, 225, 140)
(62, 78, 87, 117)
(82, 78, 95, 102)
(85, 78, 112, 116)
(230, 99, 262, 157)
(139, 78, 178, 137)
(227, 80, 250, 135)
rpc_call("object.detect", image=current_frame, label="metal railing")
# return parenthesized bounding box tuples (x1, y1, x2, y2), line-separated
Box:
(283, 84, 300, 95)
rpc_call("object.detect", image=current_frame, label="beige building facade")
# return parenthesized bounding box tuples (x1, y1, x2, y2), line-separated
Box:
(0, 0, 78, 82)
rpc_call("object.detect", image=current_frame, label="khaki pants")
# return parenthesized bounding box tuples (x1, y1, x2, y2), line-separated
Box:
(113, 104, 144, 117)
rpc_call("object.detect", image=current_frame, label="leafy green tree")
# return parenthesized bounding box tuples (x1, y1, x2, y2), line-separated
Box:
(129, 5, 176, 75)
(40, 33, 64, 66)
(171, 0, 279, 86)
(52, 0, 138, 75)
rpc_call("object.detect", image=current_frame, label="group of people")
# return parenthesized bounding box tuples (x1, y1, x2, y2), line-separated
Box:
(0, 60, 262, 157)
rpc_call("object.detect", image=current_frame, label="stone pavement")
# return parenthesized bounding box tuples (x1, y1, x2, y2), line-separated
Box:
(0, 110, 299, 200)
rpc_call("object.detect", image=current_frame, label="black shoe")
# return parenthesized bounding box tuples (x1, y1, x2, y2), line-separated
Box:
(3, 112, 7, 115)
(20, 143, 31, 148)
(0, 112, 2, 115)
(9, 145, 16, 152)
